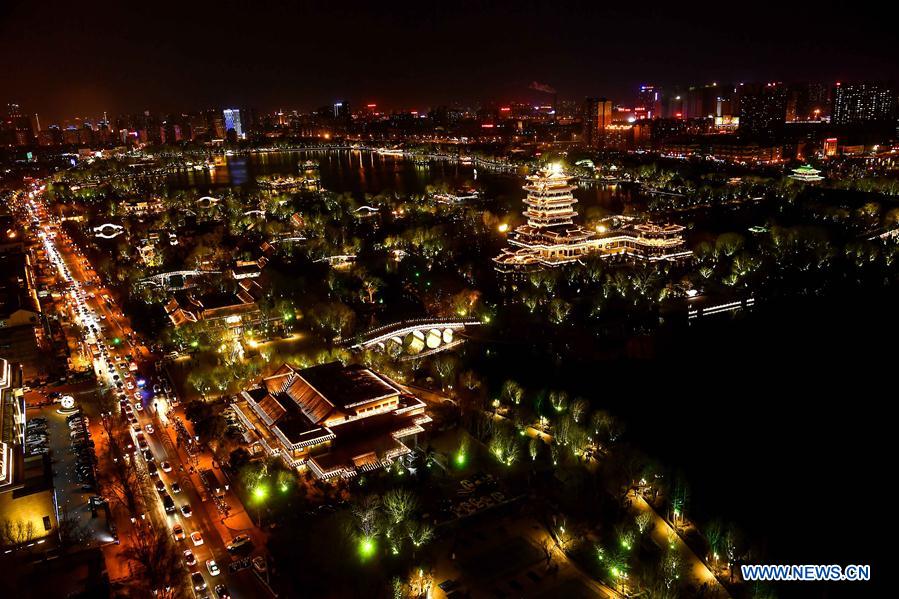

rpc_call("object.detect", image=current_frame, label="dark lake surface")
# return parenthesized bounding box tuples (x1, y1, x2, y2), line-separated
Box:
(165, 149, 633, 214)
(170, 151, 883, 596)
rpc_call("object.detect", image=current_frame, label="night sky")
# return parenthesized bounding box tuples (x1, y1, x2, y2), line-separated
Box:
(2, 0, 897, 122)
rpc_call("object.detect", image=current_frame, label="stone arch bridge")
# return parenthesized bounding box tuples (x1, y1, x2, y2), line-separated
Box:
(350, 317, 481, 359)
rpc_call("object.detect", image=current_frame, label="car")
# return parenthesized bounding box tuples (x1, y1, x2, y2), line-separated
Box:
(190, 531, 203, 546)
(171, 482, 181, 494)
(133, 402, 143, 411)
(206, 559, 220, 576)
(160, 461, 172, 473)
(190, 571, 207, 591)
(144, 423, 154, 434)
(226, 535, 252, 553)
(172, 524, 185, 541)
(126, 382, 134, 390)
(214, 584, 231, 599)
(146, 461, 158, 476)
(155, 479, 166, 493)
(142, 449, 153, 461)
(183, 549, 196, 566)
(180, 504, 192, 517)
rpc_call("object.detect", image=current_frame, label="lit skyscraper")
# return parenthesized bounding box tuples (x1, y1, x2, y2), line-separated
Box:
(831, 82, 896, 125)
(636, 85, 661, 119)
(738, 82, 788, 139)
(583, 97, 613, 148)
(223, 108, 243, 138)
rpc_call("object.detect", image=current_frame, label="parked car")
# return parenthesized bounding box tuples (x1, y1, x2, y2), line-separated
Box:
(226, 535, 252, 553)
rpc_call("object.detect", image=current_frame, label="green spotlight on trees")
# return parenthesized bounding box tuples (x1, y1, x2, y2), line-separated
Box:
(455, 451, 466, 467)
(253, 485, 268, 501)
(359, 537, 376, 559)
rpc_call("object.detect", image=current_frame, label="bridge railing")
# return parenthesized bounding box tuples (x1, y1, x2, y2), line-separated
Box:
(351, 317, 481, 348)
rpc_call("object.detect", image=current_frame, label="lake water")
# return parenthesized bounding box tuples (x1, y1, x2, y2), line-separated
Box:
(166, 149, 634, 215)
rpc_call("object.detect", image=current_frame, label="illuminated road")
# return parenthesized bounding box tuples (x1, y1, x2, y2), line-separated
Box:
(22, 184, 269, 599)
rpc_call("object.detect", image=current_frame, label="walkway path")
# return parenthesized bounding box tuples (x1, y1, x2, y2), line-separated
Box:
(630, 493, 729, 597)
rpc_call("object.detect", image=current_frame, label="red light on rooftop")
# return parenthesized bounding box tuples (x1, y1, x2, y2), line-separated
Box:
(366, 104, 377, 108)
(500, 107, 511, 112)
(481, 123, 495, 128)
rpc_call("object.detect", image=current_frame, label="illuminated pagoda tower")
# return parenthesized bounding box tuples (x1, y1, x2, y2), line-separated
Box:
(494, 164, 596, 272)
(789, 164, 824, 182)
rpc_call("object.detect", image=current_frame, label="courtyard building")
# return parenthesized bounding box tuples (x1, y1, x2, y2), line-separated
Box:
(232, 361, 430, 479)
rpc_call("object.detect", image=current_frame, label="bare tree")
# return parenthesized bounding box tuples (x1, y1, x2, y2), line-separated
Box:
(119, 524, 184, 599)
(382, 488, 418, 526)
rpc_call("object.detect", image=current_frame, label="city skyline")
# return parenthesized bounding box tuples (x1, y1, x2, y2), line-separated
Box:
(2, 1, 897, 122)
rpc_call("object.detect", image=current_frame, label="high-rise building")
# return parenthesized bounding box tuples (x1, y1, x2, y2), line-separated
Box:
(635, 85, 661, 120)
(223, 108, 243, 138)
(738, 82, 788, 139)
(333, 101, 350, 119)
(831, 82, 896, 125)
(786, 83, 830, 121)
(583, 97, 613, 148)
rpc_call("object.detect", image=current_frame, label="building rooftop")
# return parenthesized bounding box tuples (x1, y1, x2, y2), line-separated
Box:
(297, 362, 401, 410)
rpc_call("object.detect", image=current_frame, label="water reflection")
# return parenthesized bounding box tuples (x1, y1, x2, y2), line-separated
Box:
(166, 150, 637, 215)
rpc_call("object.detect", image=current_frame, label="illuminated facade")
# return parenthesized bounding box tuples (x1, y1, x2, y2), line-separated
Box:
(494, 167, 691, 273)
(0, 358, 57, 550)
(232, 362, 430, 479)
(789, 164, 824, 182)
(832, 82, 896, 125)
(164, 279, 263, 329)
(223, 108, 243, 138)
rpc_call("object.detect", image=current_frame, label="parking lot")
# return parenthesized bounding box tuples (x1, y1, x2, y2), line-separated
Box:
(34, 403, 115, 547)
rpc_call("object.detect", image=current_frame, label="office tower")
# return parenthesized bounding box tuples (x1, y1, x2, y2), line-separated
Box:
(738, 82, 788, 139)
(333, 101, 350, 119)
(583, 97, 613, 148)
(831, 82, 896, 125)
(635, 85, 661, 120)
(223, 108, 243, 138)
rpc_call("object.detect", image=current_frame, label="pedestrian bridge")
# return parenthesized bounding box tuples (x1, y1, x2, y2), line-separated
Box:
(350, 317, 481, 357)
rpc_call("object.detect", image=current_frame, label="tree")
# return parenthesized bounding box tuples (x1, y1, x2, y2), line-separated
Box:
(351, 494, 382, 539)
(500, 380, 524, 405)
(382, 488, 418, 526)
(405, 520, 434, 556)
(547, 298, 572, 325)
(549, 390, 568, 413)
(119, 524, 183, 599)
(489, 428, 520, 466)
(570, 398, 589, 423)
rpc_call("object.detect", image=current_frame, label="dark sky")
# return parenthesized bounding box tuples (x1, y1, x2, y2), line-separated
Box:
(2, 0, 897, 122)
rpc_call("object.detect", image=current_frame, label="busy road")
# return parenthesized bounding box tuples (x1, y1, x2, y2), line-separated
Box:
(21, 185, 269, 599)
